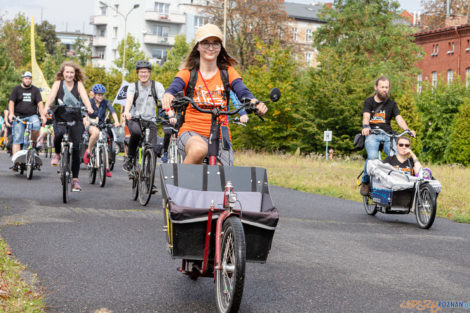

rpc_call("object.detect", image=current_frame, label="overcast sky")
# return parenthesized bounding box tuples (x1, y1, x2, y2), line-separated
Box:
(0, 0, 423, 34)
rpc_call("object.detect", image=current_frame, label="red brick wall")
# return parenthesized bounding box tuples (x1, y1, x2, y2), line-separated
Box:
(414, 25, 470, 84)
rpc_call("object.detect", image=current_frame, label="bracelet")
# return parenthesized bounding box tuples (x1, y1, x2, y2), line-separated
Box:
(362, 124, 370, 129)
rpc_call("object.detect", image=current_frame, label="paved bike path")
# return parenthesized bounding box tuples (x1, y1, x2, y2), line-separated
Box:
(1, 151, 469, 312)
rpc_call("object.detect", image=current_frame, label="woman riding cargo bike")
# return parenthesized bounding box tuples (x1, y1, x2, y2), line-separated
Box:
(161, 24, 277, 313)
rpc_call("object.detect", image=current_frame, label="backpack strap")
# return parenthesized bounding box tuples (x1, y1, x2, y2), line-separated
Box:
(220, 68, 230, 103)
(132, 82, 139, 106)
(150, 80, 159, 103)
(185, 68, 199, 98)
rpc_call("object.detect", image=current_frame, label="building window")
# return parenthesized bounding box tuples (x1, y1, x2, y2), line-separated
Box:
(100, 6, 107, 16)
(155, 2, 170, 15)
(417, 73, 422, 94)
(432, 71, 437, 88)
(448, 41, 455, 54)
(97, 27, 106, 37)
(114, 4, 119, 15)
(292, 27, 297, 42)
(466, 68, 470, 88)
(306, 29, 312, 42)
(113, 27, 118, 38)
(306, 52, 312, 64)
(448, 69, 453, 84)
(151, 25, 169, 39)
(432, 44, 439, 56)
(194, 16, 207, 29)
(113, 49, 117, 59)
(152, 48, 167, 61)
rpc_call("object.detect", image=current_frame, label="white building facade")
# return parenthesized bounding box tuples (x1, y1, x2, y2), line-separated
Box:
(90, 0, 209, 70)
(90, 0, 325, 71)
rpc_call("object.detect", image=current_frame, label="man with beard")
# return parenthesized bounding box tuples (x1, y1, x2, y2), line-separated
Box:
(8, 71, 45, 160)
(359, 76, 416, 196)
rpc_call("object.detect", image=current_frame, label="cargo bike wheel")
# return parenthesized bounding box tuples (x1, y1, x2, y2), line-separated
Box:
(415, 183, 437, 229)
(363, 195, 377, 216)
(26, 149, 34, 180)
(215, 216, 246, 313)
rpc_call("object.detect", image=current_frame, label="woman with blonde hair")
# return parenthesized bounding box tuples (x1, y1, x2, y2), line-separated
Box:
(161, 23, 267, 165)
(43, 61, 94, 191)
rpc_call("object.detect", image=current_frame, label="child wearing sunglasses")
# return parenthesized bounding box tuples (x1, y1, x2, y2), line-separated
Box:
(383, 136, 422, 175)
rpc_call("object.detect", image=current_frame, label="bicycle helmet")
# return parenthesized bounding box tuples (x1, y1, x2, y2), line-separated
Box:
(92, 84, 106, 94)
(22, 71, 32, 78)
(135, 60, 152, 70)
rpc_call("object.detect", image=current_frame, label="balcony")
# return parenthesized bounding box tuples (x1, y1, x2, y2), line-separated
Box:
(91, 58, 106, 68)
(90, 15, 107, 25)
(144, 11, 185, 24)
(92, 36, 108, 47)
(143, 34, 175, 46)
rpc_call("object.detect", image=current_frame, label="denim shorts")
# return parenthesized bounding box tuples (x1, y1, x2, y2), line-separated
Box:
(177, 131, 234, 166)
(12, 114, 41, 144)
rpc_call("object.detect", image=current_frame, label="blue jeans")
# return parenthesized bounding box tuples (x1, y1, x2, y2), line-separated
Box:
(362, 133, 396, 183)
(12, 115, 40, 145)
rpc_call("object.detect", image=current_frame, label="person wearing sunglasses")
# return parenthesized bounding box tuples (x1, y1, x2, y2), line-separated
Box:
(383, 136, 421, 176)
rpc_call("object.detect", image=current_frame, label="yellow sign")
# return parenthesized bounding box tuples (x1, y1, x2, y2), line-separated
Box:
(30, 17, 51, 102)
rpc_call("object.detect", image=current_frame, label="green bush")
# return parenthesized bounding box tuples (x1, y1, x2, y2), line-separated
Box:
(445, 100, 470, 165)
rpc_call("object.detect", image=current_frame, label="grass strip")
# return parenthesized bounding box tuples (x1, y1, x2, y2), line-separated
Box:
(235, 151, 470, 223)
(0, 236, 45, 313)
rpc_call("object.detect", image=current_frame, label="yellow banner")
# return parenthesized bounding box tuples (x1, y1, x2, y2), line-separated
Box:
(30, 17, 51, 102)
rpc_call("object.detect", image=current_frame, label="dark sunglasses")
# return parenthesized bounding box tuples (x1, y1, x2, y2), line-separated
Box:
(398, 143, 410, 148)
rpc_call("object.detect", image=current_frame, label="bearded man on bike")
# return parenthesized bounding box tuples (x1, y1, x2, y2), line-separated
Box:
(360, 76, 416, 196)
(8, 71, 45, 161)
(122, 60, 165, 172)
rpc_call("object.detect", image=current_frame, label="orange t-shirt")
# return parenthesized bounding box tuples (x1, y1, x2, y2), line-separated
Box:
(176, 66, 241, 138)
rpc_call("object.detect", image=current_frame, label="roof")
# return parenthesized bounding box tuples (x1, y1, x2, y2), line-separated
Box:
(414, 23, 470, 37)
(283, 2, 326, 23)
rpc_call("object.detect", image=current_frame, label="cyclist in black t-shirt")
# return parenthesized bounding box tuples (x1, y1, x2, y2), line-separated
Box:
(383, 136, 422, 175)
(8, 71, 45, 158)
(360, 76, 416, 196)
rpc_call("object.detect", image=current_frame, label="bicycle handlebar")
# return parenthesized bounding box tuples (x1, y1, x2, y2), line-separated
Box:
(370, 128, 414, 138)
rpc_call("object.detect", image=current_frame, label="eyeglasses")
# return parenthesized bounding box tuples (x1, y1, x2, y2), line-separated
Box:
(200, 41, 221, 49)
(398, 143, 410, 148)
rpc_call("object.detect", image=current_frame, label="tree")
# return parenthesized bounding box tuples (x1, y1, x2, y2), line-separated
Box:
(72, 37, 92, 67)
(421, 0, 470, 30)
(114, 34, 146, 79)
(0, 44, 19, 111)
(231, 39, 302, 151)
(416, 78, 469, 163)
(305, 0, 422, 153)
(445, 100, 470, 165)
(0, 13, 47, 68)
(36, 20, 59, 55)
(205, 0, 292, 70)
(154, 34, 190, 87)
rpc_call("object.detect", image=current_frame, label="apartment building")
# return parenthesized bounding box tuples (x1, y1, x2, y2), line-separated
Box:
(283, 2, 326, 67)
(90, 0, 326, 70)
(90, 0, 208, 70)
(56, 31, 93, 57)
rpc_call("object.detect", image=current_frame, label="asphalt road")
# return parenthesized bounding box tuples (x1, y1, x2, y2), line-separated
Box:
(0, 150, 469, 313)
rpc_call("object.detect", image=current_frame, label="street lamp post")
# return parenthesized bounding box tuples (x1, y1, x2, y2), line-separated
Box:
(99, 1, 139, 80)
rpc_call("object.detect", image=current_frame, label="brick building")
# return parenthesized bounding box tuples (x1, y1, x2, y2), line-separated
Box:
(414, 22, 470, 89)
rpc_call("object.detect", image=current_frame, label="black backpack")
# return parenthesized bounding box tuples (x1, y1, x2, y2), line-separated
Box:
(132, 80, 159, 105)
(178, 68, 231, 126)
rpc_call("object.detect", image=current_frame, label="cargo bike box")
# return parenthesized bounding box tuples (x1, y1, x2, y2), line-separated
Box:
(160, 163, 278, 263)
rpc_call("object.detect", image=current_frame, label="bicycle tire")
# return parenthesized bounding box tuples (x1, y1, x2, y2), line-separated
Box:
(363, 195, 377, 216)
(108, 143, 115, 171)
(62, 147, 70, 203)
(26, 149, 34, 180)
(138, 148, 156, 206)
(215, 216, 246, 313)
(88, 150, 97, 185)
(131, 158, 139, 201)
(99, 147, 106, 187)
(415, 183, 437, 229)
